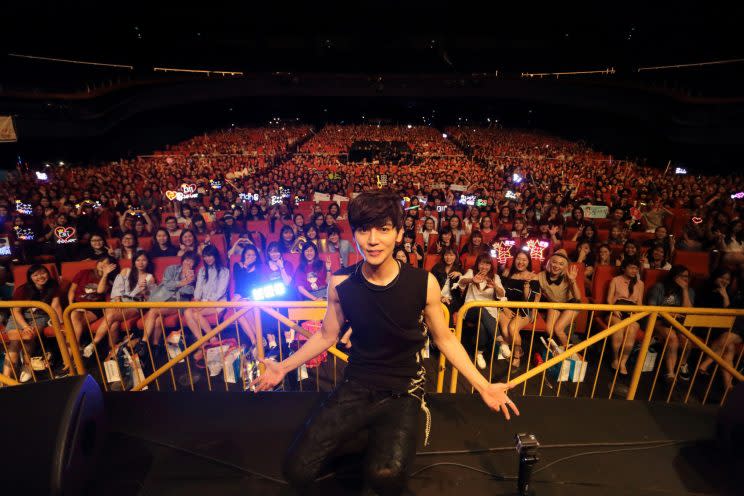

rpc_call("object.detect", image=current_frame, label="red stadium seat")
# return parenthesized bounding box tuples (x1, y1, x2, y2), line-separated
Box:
(460, 253, 477, 271)
(138, 237, 154, 252)
(319, 252, 342, 273)
(60, 260, 98, 295)
(153, 257, 182, 283)
(642, 269, 667, 300)
(590, 265, 620, 304)
(423, 254, 441, 272)
(672, 250, 710, 278)
(629, 231, 654, 244)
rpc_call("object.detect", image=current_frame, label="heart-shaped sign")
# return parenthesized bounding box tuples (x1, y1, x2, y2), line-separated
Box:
(692, 217, 703, 224)
(166, 191, 178, 201)
(54, 226, 76, 241)
(181, 183, 197, 194)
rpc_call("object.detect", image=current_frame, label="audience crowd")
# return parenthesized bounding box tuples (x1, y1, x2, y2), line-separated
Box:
(0, 124, 741, 390)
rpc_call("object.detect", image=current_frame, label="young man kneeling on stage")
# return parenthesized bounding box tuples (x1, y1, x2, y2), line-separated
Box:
(252, 190, 519, 495)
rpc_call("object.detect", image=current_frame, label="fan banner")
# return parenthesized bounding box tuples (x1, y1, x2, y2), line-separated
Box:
(0, 116, 17, 142)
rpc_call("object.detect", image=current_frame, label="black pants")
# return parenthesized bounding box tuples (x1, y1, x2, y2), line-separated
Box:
(283, 378, 420, 495)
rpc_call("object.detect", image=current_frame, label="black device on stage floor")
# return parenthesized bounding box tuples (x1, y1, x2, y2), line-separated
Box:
(515, 432, 540, 496)
(0, 375, 104, 495)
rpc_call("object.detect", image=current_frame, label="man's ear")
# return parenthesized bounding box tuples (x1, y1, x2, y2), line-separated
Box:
(395, 228, 404, 245)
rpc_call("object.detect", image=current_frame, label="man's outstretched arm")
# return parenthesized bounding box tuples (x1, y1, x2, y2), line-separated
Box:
(251, 275, 346, 391)
(423, 273, 519, 420)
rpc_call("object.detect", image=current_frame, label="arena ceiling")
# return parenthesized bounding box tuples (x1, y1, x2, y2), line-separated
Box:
(2, 3, 743, 77)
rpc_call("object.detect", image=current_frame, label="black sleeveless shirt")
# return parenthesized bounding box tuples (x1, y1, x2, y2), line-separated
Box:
(335, 260, 429, 392)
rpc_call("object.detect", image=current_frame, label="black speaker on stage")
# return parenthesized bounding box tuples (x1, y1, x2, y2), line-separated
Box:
(717, 383, 744, 459)
(0, 375, 105, 495)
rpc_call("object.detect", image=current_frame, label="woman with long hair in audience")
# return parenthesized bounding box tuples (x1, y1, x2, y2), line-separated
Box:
(459, 229, 487, 258)
(68, 255, 118, 348)
(324, 213, 337, 231)
(278, 225, 296, 254)
(293, 242, 333, 301)
(608, 223, 627, 246)
(498, 206, 513, 226)
(463, 207, 481, 235)
(499, 251, 541, 368)
(246, 204, 265, 221)
(511, 218, 531, 244)
(177, 228, 205, 257)
(83, 250, 156, 359)
(596, 243, 613, 267)
(567, 207, 586, 229)
(393, 246, 410, 265)
(458, 252, 507, 369)
(606, 258, 644, 375)
(2, 265, 64, 382)
(572, 240, 596, 280)
(616, 240, 640, 267)
(641, 245, 672, 271)
(717, 220, 744, 269)
(232, 245, 266, 351)
(327, 202, 343, 220)
(697, 268, 741, 392)
(113, 231, 139, 261)
(192, 214, 210, 236)
(400, 230, 424, 268)
(184, 245, 230, 368)
(543, 204, 564, 227)
(311, 213, 327, 234)
(430, 247, 464, 324)
(77, 231, 110, 260)
(448, 215, 466, 248)
(140, 252, 199, 357)
(432, 226, 455, 255)
(573, 223, 598, 245)
(265, 241, 294, 288)
(292, 213, 306, 235)
(646, 265, 695, 383)
(419, 216, 438, 249)
(148, 228, 179, 258)
(538, 249, 582, 347)
(479, 215, 495, 241)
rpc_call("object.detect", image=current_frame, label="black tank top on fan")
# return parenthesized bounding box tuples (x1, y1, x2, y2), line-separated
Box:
(335, 261, 429, 392)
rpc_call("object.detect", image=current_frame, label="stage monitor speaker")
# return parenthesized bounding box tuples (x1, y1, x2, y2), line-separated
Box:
(717, 383, 744, 459)
(0, 375, 105, 495)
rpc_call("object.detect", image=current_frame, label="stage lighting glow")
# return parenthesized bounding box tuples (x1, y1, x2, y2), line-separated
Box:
(442, 133, 448, 138)
(35, 171, 48, 181)
(251, 282, 287, 301)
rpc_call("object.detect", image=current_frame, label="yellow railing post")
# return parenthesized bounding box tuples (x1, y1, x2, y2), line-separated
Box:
(132, 307, 251, 391)
(659, 312, 744, 383)
(0, 301, 74, 379)
(627, 312, 657, 400)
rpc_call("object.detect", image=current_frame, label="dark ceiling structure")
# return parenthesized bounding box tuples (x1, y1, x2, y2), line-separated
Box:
(1, 3, 743, 171)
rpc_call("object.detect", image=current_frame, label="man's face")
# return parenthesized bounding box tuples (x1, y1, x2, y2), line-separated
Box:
(354, 221, 403, 267)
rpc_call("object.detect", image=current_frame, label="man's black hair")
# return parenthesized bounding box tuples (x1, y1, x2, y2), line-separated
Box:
(348, 190, 404, 233)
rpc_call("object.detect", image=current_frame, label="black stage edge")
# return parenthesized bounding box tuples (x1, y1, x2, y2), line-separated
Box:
(89, 392, 741, 496)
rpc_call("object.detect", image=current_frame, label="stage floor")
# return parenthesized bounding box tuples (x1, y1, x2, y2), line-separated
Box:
(85, 391, 742, 496)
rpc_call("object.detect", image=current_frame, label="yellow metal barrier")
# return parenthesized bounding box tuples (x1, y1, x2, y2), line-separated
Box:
(0, 301, 73, 386)
(63, 301, 350, 392)
(438, 301, 743, 406)
(61, 301, 452, 393)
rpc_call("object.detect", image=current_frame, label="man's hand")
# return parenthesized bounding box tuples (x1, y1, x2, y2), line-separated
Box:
(480, 382, 520, 420)
(250, 358, 286, 392)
